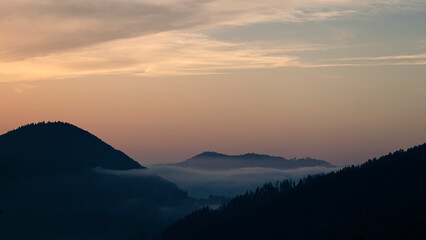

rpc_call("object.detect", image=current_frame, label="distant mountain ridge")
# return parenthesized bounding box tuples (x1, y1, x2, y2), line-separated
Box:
(0, 121, 143, 179)
(171, 151, 334, 170)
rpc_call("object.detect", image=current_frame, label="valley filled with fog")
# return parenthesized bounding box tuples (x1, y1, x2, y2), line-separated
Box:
(148, 164, 340, 198)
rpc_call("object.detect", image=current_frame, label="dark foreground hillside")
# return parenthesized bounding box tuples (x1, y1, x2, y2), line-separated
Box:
(0, 122, 201, 239)
(161, 144, 426, 240)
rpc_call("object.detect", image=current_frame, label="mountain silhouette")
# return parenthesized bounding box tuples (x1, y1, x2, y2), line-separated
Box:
(171, 151, 334, 170)
(0, 121, 143, 179)
(161, 144, 426, 240)
(0, 122, 213, 239)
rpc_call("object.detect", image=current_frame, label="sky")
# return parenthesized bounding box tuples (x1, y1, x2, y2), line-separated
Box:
(1, 0, 425, 165)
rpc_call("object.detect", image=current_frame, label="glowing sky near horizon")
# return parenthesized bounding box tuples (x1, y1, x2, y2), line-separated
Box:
(1, 0, 425, 165)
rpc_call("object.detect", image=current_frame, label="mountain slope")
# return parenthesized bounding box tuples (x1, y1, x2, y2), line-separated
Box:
(0, 122, 143, 179)
(161, 144, 426, 240)
(0, 122, 200, 239)
(171, 151, 334, 170)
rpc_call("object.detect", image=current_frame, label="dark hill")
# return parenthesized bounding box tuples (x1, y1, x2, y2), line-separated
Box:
(161, 144, 426, 240)
(0, 122, 207, 239)
(0, 121, 143, 178)
(172, 151, 334, 170)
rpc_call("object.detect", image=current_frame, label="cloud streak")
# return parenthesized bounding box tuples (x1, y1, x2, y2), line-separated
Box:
(299, 53, 426, 68)
(0, 0, 211, 61)
(339, 53, 426, 61)
(0, 0, 425, 82)
(0, 32, 301, 82)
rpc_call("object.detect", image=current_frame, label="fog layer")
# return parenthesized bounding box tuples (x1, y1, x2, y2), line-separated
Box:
(147, 165, 341, 198)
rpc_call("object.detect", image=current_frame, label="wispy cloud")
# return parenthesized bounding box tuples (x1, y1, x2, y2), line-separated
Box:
(0, 0, 208, 61)
(0, 0, 424, 82)
(0, 32, 301, 82)
(301, 53, 426, 68)
(1, 0, 421, 60)
(338, 53, 426, 61)
(2, 35, 426, 82)
(301, 61, 426, 68)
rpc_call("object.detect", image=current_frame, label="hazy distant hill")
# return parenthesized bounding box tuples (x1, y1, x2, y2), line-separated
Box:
(0, 122, 205, 239)
(0, 122, 143, 179)
(171, 151, 334, 170)
(161, 144, 426, 240)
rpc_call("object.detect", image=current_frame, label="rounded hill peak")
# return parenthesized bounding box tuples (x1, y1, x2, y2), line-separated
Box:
(0, 121, 144, 178)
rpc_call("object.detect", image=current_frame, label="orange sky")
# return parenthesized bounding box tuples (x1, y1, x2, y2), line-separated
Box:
(1, 66, 425, 165)
(1, 0, 425, 165)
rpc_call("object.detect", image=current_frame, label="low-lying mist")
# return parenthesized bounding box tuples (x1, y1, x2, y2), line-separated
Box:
(146, 165, 341, 198)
